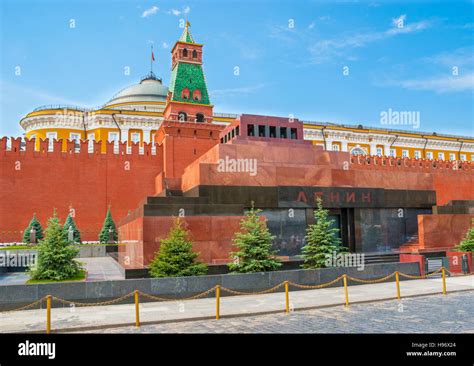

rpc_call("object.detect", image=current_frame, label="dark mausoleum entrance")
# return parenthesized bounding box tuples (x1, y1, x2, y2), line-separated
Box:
(185, 185, 436, 256)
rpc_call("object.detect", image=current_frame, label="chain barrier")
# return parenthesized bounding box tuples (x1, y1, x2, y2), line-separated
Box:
(346, 272, 396, 284)
(220, 282, 285, 296)
(288, 275, 344, 289)
(3, 297, 46, 313)
(1, 267, 470, 316)
(138, 286, 217, 302)
(398, 267, 444, 280)
(51, 292, 135, 307)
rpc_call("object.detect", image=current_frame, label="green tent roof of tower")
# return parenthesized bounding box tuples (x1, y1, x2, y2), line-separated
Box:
(169, 63, 210, 105)
(179, 22, 195, 43)
(169, 22, 211, 105)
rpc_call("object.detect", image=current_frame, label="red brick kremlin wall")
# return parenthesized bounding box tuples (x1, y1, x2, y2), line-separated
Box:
(0, 137, 163, 242)
(1, 134, 473, 250)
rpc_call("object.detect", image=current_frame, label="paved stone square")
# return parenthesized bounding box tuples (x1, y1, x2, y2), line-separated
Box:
(83, 291, 474, 333)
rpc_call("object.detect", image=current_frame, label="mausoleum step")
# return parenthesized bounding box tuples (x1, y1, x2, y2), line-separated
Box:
(363, 253, 400, 264)
(143, 203, 245, 216)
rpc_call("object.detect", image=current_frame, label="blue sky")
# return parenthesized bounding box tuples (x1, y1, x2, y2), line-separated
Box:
(1, 0, 473, 137)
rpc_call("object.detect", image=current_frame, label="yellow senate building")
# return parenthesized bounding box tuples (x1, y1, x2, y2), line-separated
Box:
(19, 72, 236, 153)
(19, 71, 474, 161)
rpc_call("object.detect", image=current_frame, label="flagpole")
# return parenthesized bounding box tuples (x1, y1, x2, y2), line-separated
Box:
(150, 45, 153, 74)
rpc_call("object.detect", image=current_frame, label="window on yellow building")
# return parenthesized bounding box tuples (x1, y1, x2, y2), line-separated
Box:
(131, 133, 140, 144)
(426, 151, 433, 159)
(438, 152, 445, 160)
(449, 153, 456, 161)
(460, 154, 466, 161)
(402, 150, 409, 158)
(46, 132, 57, 152)
(414, 150, 421, 159)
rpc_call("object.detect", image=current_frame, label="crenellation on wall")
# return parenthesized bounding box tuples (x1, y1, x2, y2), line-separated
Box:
(350, 154, 473, 172)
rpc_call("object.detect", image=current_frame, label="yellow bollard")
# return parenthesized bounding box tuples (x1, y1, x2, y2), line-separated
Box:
(284, 281, 289, 314)
(46, 295, 52, 334)
(215, 285, 221, 320)
(343, 275, 349, 307)
(395, 271, 401, 300)
(134, 290, 140, 327)
(442, 267, 447, 295)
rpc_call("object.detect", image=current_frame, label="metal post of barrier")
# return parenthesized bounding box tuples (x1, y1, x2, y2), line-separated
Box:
(216, 285, 221, 320)
(284, 281, 289, 314)
(442, 267, 447, 295)
(343, 275, 349, 307)
(395, 271, 401, 300)
(134, 290, 140, 327)
(46, 295, 52, 334)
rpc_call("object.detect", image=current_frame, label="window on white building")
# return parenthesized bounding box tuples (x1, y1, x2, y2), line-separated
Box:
(332, 144, 340, 151)
(449, 153, 456, 161)
(376, 147, 383, 157)
(402, 150, 409, 158)
(426, 151, 433, 159)
(460, 154, 466, 161)
(438, 152, 445, 160)
(389, 149, 396, 157)
(414, 150, 421, 159)
(46, 132, 57, 151)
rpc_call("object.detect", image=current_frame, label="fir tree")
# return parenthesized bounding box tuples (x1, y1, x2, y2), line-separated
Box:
(301, 197, 346, 269)
(63, 214, 81, 243)
(23, 213, 44, 244)
(99, 208, 118, 243)
(29, 213, 83, 281)
(457, 219, 474, 252)
(149, 218, 207, 278)
(228, 203, 281, 273)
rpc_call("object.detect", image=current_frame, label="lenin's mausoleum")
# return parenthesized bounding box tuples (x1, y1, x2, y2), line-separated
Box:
(2, 24, 473, 273)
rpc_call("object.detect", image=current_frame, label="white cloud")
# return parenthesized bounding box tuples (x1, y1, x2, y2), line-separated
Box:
(169, 6, 190, 16)
(308, 18, 432, 64)
(0, 81, 88, 107)
(142, 6, 159, 18)
(162, 42, 169, 49)
(210, 84, 265, 98)
(383, 73, 474, 93)
(424, 47, 474, 68)
(308, 22, 315, 30)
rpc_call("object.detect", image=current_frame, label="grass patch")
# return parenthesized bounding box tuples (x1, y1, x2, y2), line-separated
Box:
(26, 270, 87, 284)
(0, 245, 31, 250)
